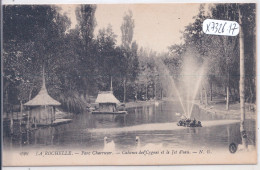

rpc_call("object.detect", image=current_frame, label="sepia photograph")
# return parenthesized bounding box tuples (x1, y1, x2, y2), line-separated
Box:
(1, 1, 257, 166)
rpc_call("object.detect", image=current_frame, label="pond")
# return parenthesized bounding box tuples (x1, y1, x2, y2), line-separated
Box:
(3, 101, 256, 152)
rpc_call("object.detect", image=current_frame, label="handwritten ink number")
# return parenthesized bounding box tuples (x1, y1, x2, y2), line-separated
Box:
(206, 23, 210, 33)
(231, 23, 238, 35)
(203, 20, 238, 36)
(222, 22, 226, 33)
(211, 22, 215, 32)
(217, 23, 222, 33)
(229, 23, 238, 35)
(209, 21, 227, 34)
(215, 23, 218, 33)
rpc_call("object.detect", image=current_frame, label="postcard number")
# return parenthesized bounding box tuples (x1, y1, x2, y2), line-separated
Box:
(203, 19, 239, 36)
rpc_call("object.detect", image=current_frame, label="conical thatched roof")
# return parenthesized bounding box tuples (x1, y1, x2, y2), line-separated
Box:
(24, 69, 61, 106)
(95, 91, 120, 104)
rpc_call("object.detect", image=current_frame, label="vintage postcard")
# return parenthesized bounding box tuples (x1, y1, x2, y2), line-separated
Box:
(2, 1, 257, 166)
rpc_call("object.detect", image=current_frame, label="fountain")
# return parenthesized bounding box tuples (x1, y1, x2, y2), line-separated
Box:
(180, 56, 205, 119)
(158, 50, 206, 127)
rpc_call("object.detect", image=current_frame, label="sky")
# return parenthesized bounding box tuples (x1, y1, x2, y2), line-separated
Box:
(60, 4, 201, 53)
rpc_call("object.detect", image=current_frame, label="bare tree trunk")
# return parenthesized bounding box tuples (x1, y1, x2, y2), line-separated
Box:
(210, 82, 213, 101)
(35, 117, 37, 129)
(27, 110, 30, 129)
(239, 8, 248, 149)
(154, 82, 157, 100)
(145, 81, 148, 100)
(5, 90, 9, 118)
(134, 83, 137, 102)
(10, 112, 14, 134)
(200, 88, 203, 104)
(204, 88, 208, 107)
(226, 86, 229, 110)
(249, 81, 253, 103)
(123, 78, 126, 103)
(20, 100, 23, 118)
(29, 88, 33, 101)
(232, 87, 236, 101)
(19, 102, 22, 134)
(160, 82, 163, 99)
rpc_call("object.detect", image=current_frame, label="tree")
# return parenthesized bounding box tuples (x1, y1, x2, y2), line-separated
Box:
(75, 5, 97, 95)
(75, 5, 96, 48)
(121, 10, 135, 49)
(3, 5, 71, 107)
(120, 10, 139, 102)
(238, 6, 247, 149)
(3, 5, 97, 113)
(95, 24, 118, 91)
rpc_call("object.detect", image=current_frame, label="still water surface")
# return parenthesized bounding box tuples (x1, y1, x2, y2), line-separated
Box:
(3, 101, 256, 151)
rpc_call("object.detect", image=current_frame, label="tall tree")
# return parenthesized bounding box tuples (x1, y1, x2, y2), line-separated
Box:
(238, 6, 247, 149)
(96, 25, 118, 91)
(120, 10, 138, 102)
(121, 10, 135, 49)
(75, 5, 97, 95)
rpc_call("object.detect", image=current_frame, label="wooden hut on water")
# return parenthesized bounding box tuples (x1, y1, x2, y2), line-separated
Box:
(95, 91, 120, 112)
(24, 71, 61, 126)
(92, 78, 127, 115)
(92, 91, 128, 115)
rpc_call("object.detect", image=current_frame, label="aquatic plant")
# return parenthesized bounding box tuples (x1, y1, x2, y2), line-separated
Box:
(58, 91, 88, 113)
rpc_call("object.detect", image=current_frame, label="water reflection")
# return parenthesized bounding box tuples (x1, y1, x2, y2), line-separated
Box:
(3, 101, 256, 151)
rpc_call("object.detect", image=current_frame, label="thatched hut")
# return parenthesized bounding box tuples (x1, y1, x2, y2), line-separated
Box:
(24, 73, 60, 125)
(95, 91, 120, 112)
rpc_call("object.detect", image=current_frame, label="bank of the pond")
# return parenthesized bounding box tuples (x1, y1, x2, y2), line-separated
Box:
(191, 99, 256, 120)
(125, 100, 163, 109)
